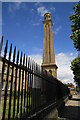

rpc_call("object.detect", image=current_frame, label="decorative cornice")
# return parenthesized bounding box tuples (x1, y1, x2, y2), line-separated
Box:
(43, 20, 53, 26)
(41, 63, 58, 69)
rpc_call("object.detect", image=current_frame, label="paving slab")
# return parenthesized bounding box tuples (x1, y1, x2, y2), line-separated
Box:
(58, 93, 80, 120)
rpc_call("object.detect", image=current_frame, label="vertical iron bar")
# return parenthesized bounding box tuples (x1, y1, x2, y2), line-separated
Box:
(35, 63, 37, 109)
(1, 40, 8, 95)
(29, 58, 31, 112)
(27, 57, 30, 113)
(0, 36, 3, 82)
(8, 46, 16, 120)
(28, 57, 30, 112)
(0, 36, 3, 120)
(20, 54, 25, 119)
(13, 50, 19, 120)
(31, 60, 33, 111)
(30, 59, 32, 111)
(17, 52, 22, 118)
(34, 62, 36, 110)
(24, 56, 27, 113)
(0, 36, 3, 55)
(2, 42, 12, 120)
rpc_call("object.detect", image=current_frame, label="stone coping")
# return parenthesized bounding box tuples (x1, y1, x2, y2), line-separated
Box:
(41, 63, 58, 69)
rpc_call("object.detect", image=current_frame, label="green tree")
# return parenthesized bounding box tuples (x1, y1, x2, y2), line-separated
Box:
(71, 57, 80, 86)
(70, 2, 80, 86)
(69, 1, 80, 51)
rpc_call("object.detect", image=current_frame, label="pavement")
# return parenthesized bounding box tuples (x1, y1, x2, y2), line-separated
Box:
(58, 93, 80, 120)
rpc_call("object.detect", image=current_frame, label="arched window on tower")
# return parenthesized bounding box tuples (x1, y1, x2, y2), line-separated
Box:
(49, 70, 52, 75)
(45, 70, 47, 75)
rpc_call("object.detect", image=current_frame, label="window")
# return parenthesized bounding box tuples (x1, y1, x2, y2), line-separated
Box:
(45, 70, 47, 75)
(49, 70, 52, 75)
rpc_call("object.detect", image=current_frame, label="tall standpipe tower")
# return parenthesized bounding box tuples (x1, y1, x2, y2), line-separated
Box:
(41, 13, 58, 78)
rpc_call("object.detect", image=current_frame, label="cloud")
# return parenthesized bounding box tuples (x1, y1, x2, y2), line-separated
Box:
(8, 2, 27, 16)
(36, 3, 55, 17)
(29, 52, 77, 85)
(6, 2, 28, 19)
(34, 2, 41, 7)
(33, 47, 43, 53)
(29, 48, 43, 65)
(30, 8, 35, 13)
(8, 2, 22, 12)
(37, 6, 49, 17)
(56, 52, 77, 84)
(29, 54, 42, 65)
(50, 7, 56, 11)
(32, 23, 40, 26)
(53, 26, 62, 35)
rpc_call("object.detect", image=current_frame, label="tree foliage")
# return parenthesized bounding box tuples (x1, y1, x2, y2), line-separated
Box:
(69, 2, 80, 51)
(70, 2, 80, 87)
(71, 57, 80, 86)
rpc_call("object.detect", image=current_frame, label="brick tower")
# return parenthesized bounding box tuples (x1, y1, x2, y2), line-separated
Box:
(41, 13, 58, 78)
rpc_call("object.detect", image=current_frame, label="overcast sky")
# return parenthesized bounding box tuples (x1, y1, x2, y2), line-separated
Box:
(2, 2, 78, 85)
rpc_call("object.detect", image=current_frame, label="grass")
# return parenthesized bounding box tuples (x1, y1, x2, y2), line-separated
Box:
(2, 91, 32, 119)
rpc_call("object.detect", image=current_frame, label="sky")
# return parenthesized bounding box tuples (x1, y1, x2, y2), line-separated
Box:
(1, 2, 78, 85)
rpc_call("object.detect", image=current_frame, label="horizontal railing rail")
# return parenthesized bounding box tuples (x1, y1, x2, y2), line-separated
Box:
(1, 57, 61, 85)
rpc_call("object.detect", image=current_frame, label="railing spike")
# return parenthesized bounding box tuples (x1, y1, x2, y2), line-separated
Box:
(23, 53, 25, 65)
(28, 57, 30, 68)
(17, 50, 19, 64)
(13, 46, 16, 62)
(32, 60, 33, 71)
(20, 51, 23, 65)
(4, 40, 8, 58)
(26, 56, 27, 67)
(8, 43, 12, 61)
(30, 58, 31, 69)
(0, 36, 3, 55)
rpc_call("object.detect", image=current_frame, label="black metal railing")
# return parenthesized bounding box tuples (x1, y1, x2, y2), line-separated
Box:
(0, 36, 70, 120)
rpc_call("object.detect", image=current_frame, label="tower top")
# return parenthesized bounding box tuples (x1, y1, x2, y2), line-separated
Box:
(44, 12, 51, 20)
